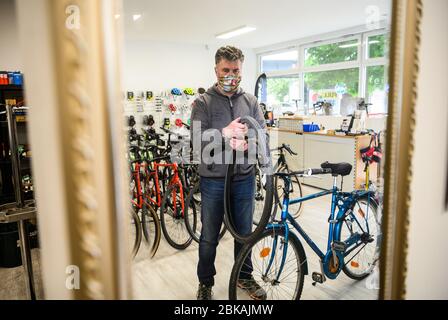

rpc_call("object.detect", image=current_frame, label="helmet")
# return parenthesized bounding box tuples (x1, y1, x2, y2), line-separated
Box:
(183, 88, 195, 96)
(168, 103, 177, 112)
(175, 118, 183, 127)
(171, 88, 182, 96)
(143, 114, 154, 126)
(127, 115, 136, 127)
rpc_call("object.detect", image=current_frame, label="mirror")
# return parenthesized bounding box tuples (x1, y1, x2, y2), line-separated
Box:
(119, 0, 393, 300)
(3, 0, 425, 301)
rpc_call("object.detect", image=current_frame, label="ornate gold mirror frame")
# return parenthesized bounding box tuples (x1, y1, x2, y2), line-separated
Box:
(380, 0, 422, 300)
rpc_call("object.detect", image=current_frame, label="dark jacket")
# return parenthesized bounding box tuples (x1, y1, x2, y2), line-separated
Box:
(190, 84, 269, 179)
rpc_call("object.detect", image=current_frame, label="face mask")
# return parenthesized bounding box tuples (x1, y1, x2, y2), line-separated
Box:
(218, 75, 241, 93)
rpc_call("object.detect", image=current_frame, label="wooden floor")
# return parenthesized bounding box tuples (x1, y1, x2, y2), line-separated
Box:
(0, 185, 379, 300)
(131, 185, 380, 300)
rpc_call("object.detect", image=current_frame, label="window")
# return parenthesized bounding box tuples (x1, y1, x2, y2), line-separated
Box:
(304, 68, 359, 115)
(257, 31, 389, 116)
(367, 34, 388, 59)
(366, 65, 388, 114)
(261, 50, 298, 73)
(304, 39, 359, 67)
(266, 76, 300, 116)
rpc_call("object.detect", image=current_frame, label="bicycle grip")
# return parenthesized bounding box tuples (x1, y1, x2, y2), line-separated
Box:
(310, 168, 332, 175)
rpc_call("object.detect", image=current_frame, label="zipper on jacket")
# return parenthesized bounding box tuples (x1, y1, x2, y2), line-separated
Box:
(228, 96, 234, 120)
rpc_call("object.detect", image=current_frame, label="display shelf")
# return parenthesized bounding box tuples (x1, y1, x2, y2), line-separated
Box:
(0, 84, 23, 91)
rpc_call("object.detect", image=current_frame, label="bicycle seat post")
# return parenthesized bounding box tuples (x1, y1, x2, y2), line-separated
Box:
(332, 176, 338, 189)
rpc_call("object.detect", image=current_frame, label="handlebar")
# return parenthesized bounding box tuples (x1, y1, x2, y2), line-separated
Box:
(275, 167, 332, 178)
(270, 143, 298, 156)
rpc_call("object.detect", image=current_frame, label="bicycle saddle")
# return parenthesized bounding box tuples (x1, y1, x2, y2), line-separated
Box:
(321, 161, 352, 177)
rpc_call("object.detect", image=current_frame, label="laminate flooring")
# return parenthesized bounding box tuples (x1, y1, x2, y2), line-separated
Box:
(131, 185, 380, 300)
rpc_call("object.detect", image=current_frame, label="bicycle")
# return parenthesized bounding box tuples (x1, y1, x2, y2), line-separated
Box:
(128, 146, 162, 259)
(228, 161, 381, 300)
(253, 143, 304, 225)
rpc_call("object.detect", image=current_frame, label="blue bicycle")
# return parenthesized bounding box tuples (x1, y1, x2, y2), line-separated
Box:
(229, 162, 382, 300)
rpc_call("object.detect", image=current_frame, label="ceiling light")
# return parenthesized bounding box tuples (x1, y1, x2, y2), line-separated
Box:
(114, 14, 120, 19)
(339, 43, 359, 48)
(133, 14, 141, 21)
(216, 26, 256, 39)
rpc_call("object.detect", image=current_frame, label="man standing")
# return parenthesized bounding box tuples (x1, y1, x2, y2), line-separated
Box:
(191, 46, 268, 300)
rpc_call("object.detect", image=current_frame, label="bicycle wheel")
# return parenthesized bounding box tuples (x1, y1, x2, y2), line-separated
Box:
(141, 204, 162, 258)
(338, 195, 381, 280)
(160, 183, 193, 250)
(129, 207, 142, 259)
(229, 228, 305, 300)
(273, 166, 303, 219)
(185, 181, 227, 243)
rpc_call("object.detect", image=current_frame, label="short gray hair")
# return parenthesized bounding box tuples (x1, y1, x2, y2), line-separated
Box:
(215, 46, 245, 64)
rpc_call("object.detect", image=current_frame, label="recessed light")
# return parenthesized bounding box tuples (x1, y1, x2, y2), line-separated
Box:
(114, 14, 120, 19)
(216, 25, 256, 39)
(133, 14, 141, 21)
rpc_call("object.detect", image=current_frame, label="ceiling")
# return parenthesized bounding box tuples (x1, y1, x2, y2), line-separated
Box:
(122, 0, 392, 48)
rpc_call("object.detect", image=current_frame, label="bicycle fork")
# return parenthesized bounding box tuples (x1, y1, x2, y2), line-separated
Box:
(262, 226, 289, 286)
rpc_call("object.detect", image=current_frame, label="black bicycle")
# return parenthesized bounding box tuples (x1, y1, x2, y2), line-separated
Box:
(253, 143, 304, 225)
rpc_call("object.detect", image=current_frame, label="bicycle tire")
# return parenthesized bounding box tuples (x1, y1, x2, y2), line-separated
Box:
(129, 207, 142, 259)
(141, 204, 162, 258)
(229, 228, 305, 300)
(160, 183, 193, 250)
(185, 181, 227, 243)
(224, 116, 274, 243)
(252, 165, 271, 226)
(273, 166, 304, 219)
(337, 194, 381, 280)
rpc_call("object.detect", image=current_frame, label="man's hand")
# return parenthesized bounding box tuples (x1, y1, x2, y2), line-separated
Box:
(229, 137, 248, 151)
(222, 117, 248, 140)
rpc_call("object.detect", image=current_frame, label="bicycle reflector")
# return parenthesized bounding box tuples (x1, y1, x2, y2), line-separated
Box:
(259, 247, 271, 258)
(351, 261, 360, 268)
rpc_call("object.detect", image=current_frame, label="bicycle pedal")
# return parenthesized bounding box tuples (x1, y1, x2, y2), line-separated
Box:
(312, 272, 324, 284)
(332, 241, 346, 252)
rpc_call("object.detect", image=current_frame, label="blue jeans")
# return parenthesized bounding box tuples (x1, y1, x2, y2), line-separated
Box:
(198, 175, 255, 286)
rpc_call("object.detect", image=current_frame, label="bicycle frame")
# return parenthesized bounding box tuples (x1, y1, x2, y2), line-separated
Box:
(144, 161, 185, 217)
(265, 175, 373, 280)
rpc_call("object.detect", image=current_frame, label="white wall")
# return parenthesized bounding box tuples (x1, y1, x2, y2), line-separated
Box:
(406, 0, 448, 299)
(0, 0, 22, 71)
(122, 39, 257, 95)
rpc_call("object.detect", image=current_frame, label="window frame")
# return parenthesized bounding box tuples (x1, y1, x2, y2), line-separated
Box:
(257, 29, 389, 116)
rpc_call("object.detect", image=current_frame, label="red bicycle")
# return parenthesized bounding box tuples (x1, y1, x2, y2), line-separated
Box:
(143, 152, 194, 250)
(129, 146, 161, 258)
